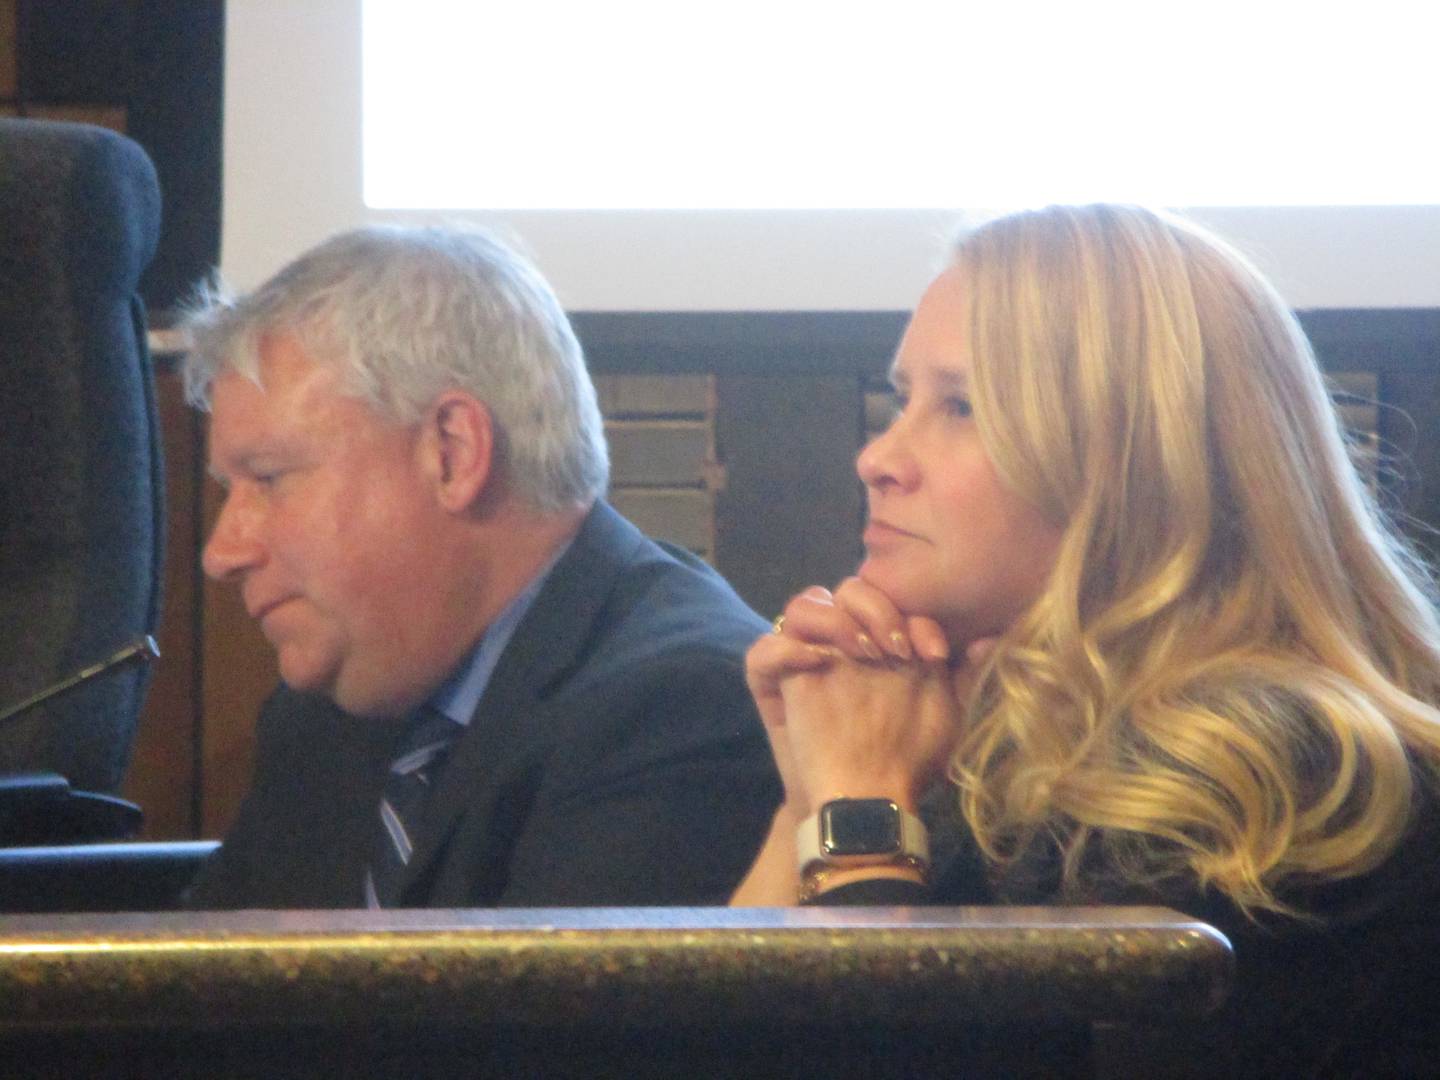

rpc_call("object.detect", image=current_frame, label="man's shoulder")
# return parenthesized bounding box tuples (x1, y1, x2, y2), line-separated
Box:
(544, 502, 768, 655)
(594, 532, 767, 659)
(486, 509, 765, 729)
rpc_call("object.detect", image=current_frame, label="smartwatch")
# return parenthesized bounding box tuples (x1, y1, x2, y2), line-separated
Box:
(796, 798, 930, 899)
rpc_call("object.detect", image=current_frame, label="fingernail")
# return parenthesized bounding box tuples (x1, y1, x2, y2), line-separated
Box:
(888, 631, 912, 660)
(856, 633, 885, 662)
(920, 638, 949, 663)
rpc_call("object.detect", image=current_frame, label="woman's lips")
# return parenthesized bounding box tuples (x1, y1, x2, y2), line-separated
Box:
(863, 519, 923, 546)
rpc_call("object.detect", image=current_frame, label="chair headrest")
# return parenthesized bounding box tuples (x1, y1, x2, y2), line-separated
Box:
(0, 118, 162, 305)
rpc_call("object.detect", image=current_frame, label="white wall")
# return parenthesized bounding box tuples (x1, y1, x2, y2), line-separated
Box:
(224, 0, 1440, 310)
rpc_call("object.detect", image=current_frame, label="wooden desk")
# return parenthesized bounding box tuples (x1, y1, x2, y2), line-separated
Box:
(0, 906, 1229, 1078)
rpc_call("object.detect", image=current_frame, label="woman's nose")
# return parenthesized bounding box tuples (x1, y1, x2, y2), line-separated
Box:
(856, 415, 917, 492)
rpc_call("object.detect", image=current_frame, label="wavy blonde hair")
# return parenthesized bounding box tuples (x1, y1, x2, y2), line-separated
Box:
(952, 205, 1440, 913)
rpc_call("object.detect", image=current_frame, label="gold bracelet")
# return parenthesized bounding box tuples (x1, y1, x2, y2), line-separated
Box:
(798, 856, 930, 903)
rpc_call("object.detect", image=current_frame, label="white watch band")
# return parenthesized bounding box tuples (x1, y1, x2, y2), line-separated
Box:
(795, 800, 930, 875)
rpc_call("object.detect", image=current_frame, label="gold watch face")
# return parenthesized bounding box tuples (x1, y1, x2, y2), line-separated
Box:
(820, 799, 902, 857)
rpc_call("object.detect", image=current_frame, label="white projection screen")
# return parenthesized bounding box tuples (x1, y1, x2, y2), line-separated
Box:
(223, 0, 1440, 311)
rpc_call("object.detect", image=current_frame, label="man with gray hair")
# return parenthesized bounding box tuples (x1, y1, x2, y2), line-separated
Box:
(182, 226, 779, 908)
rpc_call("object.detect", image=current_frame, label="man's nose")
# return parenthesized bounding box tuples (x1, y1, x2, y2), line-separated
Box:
(201, 489, 263, 582)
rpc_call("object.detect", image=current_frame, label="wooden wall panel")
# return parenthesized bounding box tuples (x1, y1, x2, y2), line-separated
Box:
(0, 0, 16, 100)
(714, 375, 867, 619)
(25, 103, 126, 131)
(600, 374, 718, 559)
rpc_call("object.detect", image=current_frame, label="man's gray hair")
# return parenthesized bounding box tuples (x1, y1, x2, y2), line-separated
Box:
(182, 226, 608, 512)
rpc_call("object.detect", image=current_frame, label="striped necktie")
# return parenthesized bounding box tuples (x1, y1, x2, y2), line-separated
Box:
(365, 706, 462, 908)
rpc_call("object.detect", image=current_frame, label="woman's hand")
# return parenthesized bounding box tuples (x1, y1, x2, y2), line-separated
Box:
(734, 579, 1000, 905)
(747, 578, 979, 816)
(776, 653, 962, 814)
(744, 622, 833, 811)
(777, 579, 950, 665)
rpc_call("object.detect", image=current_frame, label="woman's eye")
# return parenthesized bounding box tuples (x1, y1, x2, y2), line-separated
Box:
(944, 396, 973, 418)
(884, 393, 909, 427)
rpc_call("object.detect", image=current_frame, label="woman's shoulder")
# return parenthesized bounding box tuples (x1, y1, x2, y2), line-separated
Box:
(1197, 776, 1440, 1076)
(1282, 767, 1440, 928)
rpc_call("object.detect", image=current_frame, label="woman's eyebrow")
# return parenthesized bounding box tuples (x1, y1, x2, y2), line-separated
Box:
(891, 364, 968, 391)
(886, 363, 969, 391)
(930, 365, 969, 390)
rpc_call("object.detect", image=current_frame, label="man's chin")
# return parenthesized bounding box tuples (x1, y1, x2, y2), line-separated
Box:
(327, 669, 419, 721)
(279, 642, 432, 719)
(276, 649, 339, 702)
(279, 669, 390, 718)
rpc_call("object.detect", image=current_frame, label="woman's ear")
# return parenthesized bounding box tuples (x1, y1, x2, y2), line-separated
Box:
(423, 390, 494, 513)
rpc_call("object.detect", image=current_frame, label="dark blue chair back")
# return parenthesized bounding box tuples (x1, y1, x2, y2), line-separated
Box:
(0, 119, 164, 803)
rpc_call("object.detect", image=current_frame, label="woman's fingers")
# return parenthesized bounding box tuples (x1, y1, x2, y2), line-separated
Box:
(964, 637, 998, 667)
(771, 581, 961, 670)
(831, 577, 913, 660)
(904, 615, 951, 664)
(774, 588, 876, 661)
(951, 635, 1000, 701)
(745, 633, 839, 811)
(779, 577, 921, 663)
(746, 630, 837, 725)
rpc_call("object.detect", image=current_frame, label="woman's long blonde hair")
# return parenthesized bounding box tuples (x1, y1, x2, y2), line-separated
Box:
(954, 204, 1440, 913)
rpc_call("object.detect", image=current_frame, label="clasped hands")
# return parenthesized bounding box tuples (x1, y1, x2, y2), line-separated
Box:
(746, 577, 996, 818)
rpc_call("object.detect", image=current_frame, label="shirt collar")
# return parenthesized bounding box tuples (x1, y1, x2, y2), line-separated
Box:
(428, 536, 573, 727)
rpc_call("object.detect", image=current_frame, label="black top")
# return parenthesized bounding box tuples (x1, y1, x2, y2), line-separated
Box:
(810, 784, 1440, 1078)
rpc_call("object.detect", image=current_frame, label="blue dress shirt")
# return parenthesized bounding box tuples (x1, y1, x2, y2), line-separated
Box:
(428, 538, 572, 728)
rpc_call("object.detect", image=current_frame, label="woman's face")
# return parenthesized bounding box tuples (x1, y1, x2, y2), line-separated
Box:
(856, 267, 1063, 646)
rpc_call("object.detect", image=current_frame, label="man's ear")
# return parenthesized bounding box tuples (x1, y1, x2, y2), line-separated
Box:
(423, 391, 494, 513)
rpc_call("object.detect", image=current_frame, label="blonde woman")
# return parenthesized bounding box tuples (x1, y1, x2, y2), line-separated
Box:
(734, 204, 1440, 1075)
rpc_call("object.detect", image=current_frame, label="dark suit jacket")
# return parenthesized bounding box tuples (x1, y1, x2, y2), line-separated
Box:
(187, 502, 781, 908)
